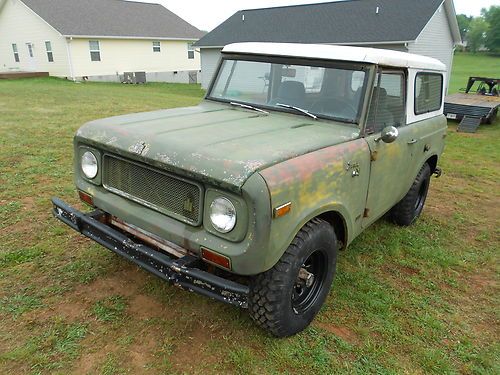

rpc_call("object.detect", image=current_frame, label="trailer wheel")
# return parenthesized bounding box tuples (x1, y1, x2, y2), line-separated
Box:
(248, 218, 338, 337)
(486, 108, 498, 125)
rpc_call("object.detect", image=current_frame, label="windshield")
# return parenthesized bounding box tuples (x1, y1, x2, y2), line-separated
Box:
(208, 57, 369, 124)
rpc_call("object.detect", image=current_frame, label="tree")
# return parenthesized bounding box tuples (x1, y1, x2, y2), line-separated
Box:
(456, 14, 473, 41)
(482, 6, 500, 53)
(467, 17, 488, 53)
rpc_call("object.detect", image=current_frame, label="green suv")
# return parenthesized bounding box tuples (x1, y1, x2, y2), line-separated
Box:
(53, 43, 447, 337)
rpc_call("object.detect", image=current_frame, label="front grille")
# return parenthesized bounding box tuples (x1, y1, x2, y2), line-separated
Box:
(103, 155, 202, 225)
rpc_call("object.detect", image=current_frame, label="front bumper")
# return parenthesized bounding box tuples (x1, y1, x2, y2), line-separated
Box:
(51, 198, 249, 308)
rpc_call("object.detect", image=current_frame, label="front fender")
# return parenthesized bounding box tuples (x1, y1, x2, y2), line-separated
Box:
(259, 138, 371, 272)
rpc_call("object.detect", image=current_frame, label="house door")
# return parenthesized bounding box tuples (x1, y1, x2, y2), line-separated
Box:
(25, 43, 37, 71)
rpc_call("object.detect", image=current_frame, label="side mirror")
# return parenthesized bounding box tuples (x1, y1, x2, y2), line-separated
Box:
(375, 126, 399, 144)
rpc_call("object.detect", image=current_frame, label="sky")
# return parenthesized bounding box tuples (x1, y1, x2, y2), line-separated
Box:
(143, 0, 500, 31)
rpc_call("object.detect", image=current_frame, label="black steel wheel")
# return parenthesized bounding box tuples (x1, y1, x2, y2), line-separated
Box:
(249, 218, 338, 337)
(291, 250, 327, 314)
(390, 163, 431, 226)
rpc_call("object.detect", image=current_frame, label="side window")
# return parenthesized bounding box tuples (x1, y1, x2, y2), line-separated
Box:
(152, 41, 161, 53)
(12, 44, 19, 62)
(187, 43, 195, 59)
(45, 41, 54, 62)
(89, 41, 101, 62)
(415, 73, 443, 114)
(366, 71, 406, 134)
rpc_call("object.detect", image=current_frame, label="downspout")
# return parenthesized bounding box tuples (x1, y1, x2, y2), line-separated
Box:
(447, 45, 457, 94)
(65, 37, 75, 81)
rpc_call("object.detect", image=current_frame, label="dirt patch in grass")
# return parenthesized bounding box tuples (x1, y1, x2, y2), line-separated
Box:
(20, 196, 36, 211)
(26, 267, 155, 324)
(169, 320, 222, 373)
(426, 193, 455, 220)
(2, 218, 40, 235)
(316, 322, 360, 345)
(73, 343, 120, 375)
(25, 300, 87, 324)
(75, 266, 145, 301)
(469, 273, 497, 291)
(128, 294, 168, 320)
(127, 331, 160, 373)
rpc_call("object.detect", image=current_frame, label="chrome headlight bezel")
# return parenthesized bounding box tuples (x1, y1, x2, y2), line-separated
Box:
(209, 197, 237, 234)
(81, 151, 98, 179)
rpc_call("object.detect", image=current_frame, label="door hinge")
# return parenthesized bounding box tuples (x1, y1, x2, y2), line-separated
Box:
(363, 208, 370, 218)
(370, 151, 378, 161)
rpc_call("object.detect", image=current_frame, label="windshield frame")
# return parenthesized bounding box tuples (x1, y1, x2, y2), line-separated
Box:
(206, 53, 373, 126)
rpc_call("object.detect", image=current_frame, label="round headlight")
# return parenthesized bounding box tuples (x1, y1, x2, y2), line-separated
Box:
(210, 197, 236, 233)
(81, 151, 98, 179)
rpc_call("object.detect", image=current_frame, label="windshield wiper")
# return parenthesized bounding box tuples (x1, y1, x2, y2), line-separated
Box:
(276, 103, 317, 120)
(230, 101, 269, 115)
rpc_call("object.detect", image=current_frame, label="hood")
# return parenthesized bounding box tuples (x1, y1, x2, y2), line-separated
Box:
(76, 101, 360, 192)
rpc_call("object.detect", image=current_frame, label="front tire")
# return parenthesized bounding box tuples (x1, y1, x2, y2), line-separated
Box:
(249, 218, 338, 337)
(390, 163, 431, 226)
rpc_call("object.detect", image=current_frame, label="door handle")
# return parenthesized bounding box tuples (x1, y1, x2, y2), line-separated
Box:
(407, 139, 418, 145)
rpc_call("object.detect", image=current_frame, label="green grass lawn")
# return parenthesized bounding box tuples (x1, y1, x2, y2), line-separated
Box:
(0, 54, 499, 374)
(448, 53, 500, 93)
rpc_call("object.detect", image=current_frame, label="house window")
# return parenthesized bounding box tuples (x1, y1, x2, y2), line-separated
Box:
(45, 41, 54, 62)
(12, 44, 19, 62)
(27, 43, 34, 58)
(187, 42, 195, 59)
(89, 40, 101, 62)
(415, 73, 443, 115)
(153, 41, 161, 52)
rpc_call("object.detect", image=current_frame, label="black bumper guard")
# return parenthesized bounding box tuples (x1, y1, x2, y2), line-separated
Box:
(51, 198, 249, 308)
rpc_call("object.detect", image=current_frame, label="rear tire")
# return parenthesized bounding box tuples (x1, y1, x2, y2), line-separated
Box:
(390, 163, 431, 226)
(248, 218, 338, 337)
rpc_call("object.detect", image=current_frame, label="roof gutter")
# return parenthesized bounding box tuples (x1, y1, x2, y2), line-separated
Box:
(324, 40, 413, 46)
(62, 35, 200, 41)
(197, 40, 413, 49)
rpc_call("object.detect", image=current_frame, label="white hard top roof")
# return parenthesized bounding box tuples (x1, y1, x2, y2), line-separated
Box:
(223, 42, 446, 72)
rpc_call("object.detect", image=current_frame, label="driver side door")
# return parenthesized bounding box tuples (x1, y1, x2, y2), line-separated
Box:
(362, 69, 414, 227)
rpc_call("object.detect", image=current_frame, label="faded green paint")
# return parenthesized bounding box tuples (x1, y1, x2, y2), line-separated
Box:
(76, 101, 359, 194)
(260, 138, 371, 269)
(72, 64, 446, 276)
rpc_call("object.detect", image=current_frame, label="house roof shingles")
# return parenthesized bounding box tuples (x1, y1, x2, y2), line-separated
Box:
(195, 0, 444, 47)
(21, 0, 204, 39)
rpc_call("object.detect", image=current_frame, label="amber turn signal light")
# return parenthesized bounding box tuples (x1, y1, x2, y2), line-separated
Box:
(78, 191, 94, 207)
(201, 247, 231, 270)
(273, 202, 292, 218)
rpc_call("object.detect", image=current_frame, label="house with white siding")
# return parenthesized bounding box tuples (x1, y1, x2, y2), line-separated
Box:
(194, 0, 461, 90)
(0, 0, 204, 83)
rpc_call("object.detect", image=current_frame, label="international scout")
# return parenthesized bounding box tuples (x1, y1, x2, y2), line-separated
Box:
(53, 43, 447, 337)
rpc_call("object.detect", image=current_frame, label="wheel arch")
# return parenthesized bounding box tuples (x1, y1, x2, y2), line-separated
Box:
(317, 210, 348, 250)
(425, 154, 439, 174)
